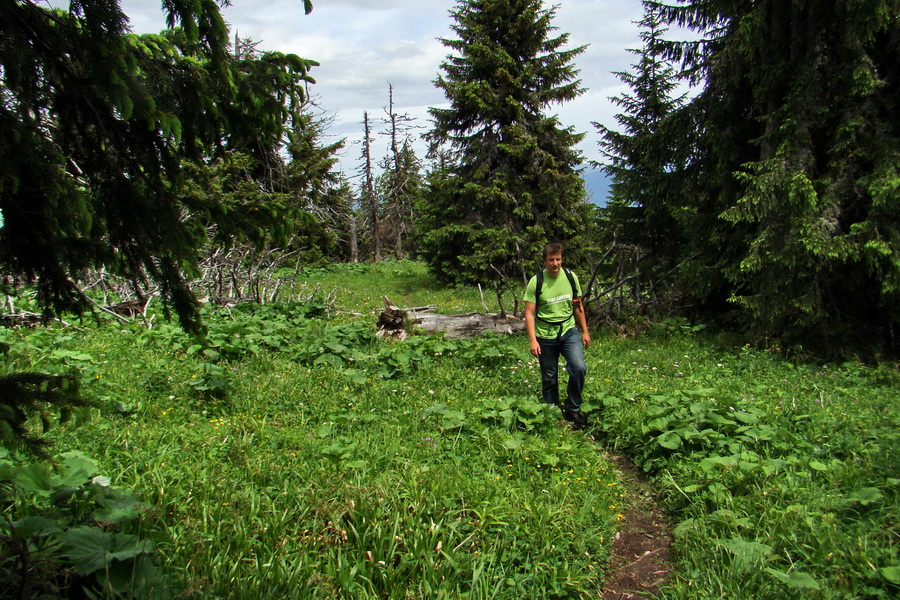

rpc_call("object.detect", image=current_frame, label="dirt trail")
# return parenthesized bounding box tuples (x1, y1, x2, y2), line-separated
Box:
(597, 451, 674, 599)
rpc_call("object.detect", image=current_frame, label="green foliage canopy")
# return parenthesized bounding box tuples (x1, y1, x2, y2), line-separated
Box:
(420, 0, 591, 286)
(678, 0, 899, 350)
(595, 3, 689, 270)
(0, 0, 316, 333)
(600, 0, 899, 353)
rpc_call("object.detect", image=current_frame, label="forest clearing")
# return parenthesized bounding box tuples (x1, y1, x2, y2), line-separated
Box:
(2, 0, 898, 597)
(2, 261, 897, 599)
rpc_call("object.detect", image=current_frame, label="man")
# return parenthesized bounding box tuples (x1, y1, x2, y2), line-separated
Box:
(524, 243, 591, 429)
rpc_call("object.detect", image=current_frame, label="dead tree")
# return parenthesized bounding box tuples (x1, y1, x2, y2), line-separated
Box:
(376, 296, 524, 340)
(361, 111, 381, 261)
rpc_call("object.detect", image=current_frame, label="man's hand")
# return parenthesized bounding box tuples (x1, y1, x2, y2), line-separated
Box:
(530, 339, 542, 357)
(581, 331, 591, 349)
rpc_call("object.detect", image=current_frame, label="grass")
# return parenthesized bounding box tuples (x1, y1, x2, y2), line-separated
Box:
(2, 259, 898, 599)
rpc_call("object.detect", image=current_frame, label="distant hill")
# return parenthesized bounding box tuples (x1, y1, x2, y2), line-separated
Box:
(581, 166, 611, 206)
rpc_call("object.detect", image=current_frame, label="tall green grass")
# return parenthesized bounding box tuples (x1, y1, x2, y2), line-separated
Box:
(2, 260, 897, 599)
(2, 262, 617, 598)
(587, 332, 899, 599)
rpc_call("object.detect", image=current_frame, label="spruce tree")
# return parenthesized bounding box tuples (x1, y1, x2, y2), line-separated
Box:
(594, 2, 688, 272)
(420, 0, 590, 286)
(656, 0, 899, 352)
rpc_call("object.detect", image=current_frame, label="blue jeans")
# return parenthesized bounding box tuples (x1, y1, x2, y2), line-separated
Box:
(537, 327, 587, 413)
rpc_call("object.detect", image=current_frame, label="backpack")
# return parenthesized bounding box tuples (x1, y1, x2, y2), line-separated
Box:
(534, 267, 579, 325)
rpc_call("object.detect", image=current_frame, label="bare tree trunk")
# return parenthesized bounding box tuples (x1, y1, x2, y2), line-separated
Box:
(362, 111, 381, 261)
(349, 210, 359, 262)
(377, 297, 523, 340)
(387, 84, 401, 258)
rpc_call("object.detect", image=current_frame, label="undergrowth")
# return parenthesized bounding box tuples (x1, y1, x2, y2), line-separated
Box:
(1, 260, 897, 599)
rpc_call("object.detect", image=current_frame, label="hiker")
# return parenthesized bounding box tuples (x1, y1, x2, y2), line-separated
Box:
(524, 243, 591, 429)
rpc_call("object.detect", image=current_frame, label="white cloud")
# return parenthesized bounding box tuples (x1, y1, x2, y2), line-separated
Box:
(113, 0, 651, 172)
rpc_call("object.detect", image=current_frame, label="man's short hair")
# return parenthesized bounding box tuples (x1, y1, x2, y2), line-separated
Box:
(543, 242, 564, 259)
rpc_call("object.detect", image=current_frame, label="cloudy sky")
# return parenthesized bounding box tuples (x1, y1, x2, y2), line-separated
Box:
(117, 0, 655, 179)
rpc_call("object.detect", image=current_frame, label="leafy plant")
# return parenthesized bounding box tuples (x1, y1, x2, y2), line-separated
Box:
(0, 451, 169, 598)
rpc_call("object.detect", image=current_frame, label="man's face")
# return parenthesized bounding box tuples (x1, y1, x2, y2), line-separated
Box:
(544, 252, 563, 276)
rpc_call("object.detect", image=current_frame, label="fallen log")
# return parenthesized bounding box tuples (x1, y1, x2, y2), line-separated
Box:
(376, 296, 524, 340)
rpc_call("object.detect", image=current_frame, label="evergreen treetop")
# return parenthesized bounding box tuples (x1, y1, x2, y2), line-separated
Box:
(420, 0, 591, 287)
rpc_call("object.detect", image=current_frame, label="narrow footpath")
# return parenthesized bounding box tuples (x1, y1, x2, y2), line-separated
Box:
(598, 452, 674, 599)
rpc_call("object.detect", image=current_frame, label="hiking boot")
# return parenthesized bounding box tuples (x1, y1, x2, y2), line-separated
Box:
(563, 410, 588, 430)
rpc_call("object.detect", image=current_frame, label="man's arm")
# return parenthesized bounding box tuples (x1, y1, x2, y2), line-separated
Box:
(525, 301, 541, 357)
(574, 300, 591, 349)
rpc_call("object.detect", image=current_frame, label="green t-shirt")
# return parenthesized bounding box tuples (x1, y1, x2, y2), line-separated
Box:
(524, 269, 582, 339)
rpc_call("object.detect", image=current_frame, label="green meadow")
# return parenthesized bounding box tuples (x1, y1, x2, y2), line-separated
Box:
(2, 261, 897, 599)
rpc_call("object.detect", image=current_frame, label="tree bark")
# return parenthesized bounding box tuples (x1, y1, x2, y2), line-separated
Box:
(376, 297, 524, 340)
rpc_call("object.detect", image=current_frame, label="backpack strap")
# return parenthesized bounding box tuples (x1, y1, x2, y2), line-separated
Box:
(535, 268, 577, 304)
(564, 268, 578, 302)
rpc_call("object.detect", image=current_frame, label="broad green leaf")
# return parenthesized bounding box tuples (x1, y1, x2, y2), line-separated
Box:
(440, 410, 467, 430)
(646, 404, 677, 418)
(62, 527, 154, 575)
(656, 431, 682, 450)
(343, 368, 368, 385)
(672, 518, 697, 539)
(764, 568, 821, 590)
(93, 500, 144, 524)
(13, 462, 55, 495)
(538, 453, 559, 467)
(700, 455, 737, 473)
(716, 536, 772, 571)
(11, 516, 62, 538)
(881, 566, 900, 584)
(57, 451, 99, 487)
(324, 341, 350, 355)
(707, 413, 737, 426)
(846, 487, 883, 506)
(733, 411, 759, 424)
(689, 401, 712, 415)
(50, 349, 94, 361)
(502, 435, 524, 450)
